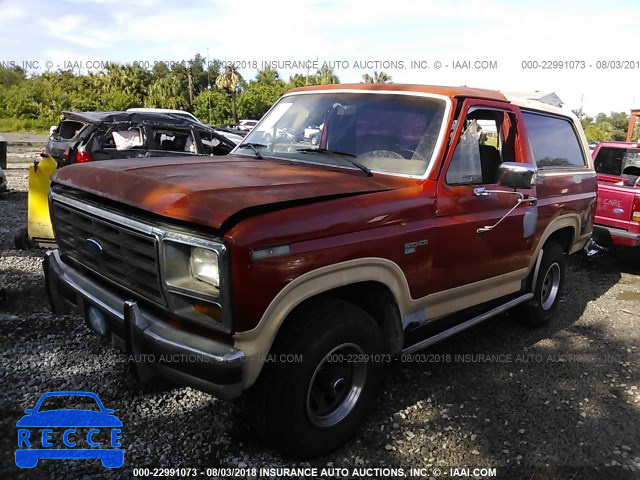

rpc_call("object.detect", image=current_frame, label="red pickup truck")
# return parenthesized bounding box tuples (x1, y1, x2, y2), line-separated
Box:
(44, 84, 596, 457)
(592, 141, 640, 248)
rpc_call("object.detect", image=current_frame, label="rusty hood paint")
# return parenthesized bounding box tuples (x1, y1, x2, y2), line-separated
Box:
(51, 155, 403, 230)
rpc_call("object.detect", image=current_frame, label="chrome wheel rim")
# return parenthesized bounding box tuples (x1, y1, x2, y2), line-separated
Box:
(306, 343, 367, 428)
(541, 262, 561, 310)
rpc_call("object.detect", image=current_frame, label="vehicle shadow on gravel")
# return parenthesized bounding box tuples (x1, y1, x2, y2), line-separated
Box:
(353, 251, 639, 476)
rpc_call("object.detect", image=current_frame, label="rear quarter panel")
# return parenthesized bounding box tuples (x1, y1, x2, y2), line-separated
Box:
(535, 171, 597, 248)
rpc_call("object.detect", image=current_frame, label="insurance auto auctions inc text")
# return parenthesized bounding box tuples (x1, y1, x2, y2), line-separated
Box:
(207, 466, 498, 478)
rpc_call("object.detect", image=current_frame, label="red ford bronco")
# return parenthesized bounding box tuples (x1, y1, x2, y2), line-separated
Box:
(44, 84, 596, 457)
(592, 141, 640, 248)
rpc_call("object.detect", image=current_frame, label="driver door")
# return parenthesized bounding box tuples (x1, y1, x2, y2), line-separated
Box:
(428, 99, 538, 314)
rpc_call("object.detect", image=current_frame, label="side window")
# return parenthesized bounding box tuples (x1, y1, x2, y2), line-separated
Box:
(446, 119, 483, 184)
(200, 132, 221, 155)
(57, 120, 85, 140)
(446, 109, 515, 185)
(200, 132, 233, 156)
(105, 128, 144, 151)
(153, 130, 196, 153)
(522, 112, 586, 169)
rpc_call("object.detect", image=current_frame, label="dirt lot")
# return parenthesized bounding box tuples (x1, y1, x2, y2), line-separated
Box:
(0, 134, 639, 479)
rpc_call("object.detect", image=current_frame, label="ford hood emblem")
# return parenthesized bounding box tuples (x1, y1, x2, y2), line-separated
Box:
(85, 238, 104, 256)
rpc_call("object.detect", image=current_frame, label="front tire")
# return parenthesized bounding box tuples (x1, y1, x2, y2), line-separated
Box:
(245, 297, 384, 458)
(518, 242, 565, 327)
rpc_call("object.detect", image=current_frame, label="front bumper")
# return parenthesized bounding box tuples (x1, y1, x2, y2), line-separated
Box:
(593, 224, 640, 247)
(43, 250, 246, 399)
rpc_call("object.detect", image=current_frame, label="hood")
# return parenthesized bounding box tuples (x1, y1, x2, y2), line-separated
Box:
(52, 155, 402, 230)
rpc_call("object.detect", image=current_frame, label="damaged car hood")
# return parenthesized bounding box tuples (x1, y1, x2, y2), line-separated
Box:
(52, 155, 401, 229)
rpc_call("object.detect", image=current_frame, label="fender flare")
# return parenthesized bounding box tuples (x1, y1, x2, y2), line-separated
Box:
(234, 258, 410, 387)
(527, 213, 584, 273)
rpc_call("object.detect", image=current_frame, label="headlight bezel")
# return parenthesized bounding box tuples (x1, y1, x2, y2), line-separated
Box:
(159, 231, 232, 333)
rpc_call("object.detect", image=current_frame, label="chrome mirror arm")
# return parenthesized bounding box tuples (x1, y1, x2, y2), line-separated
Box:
(474, 189, 537, 233)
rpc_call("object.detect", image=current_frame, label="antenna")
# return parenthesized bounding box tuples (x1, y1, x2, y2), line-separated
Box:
(207, 47, 212, 125)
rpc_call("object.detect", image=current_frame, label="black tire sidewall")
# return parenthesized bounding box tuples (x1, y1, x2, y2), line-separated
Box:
(261, 300, 384, 457)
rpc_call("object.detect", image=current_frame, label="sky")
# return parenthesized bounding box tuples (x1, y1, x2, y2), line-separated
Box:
(1, 0, 638, 116)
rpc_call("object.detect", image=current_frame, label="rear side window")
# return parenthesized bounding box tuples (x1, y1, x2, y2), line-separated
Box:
(57, 120, 85, 140)
(522, 112, 586, 169)
(152, 129, 197, 153)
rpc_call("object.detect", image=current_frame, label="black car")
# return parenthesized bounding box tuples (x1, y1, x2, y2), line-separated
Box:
(47, 111, 236, 166)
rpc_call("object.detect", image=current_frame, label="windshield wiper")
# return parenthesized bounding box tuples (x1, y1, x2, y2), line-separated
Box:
(296, 148, 373, 177)
(238, 142, 265, 159)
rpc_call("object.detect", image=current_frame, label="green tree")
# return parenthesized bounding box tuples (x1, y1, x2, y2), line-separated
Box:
(313, 66, 339, 85)
(145, 75, 189, 110)
(580, 111, 630, 141)
(0, 65, 26, 87)
(255, 67, 281, 86)
(193, 89, 233, 125)
(104, 64, 150, 96)
(362, 71, 392, 83)
(151, 61, 171, 80)
(237, 83, 288, 120)
(287, 74, 308, 88)
(215, 65, 243, 124)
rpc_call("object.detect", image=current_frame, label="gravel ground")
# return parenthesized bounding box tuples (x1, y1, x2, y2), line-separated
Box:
(0, 135, 639, 480)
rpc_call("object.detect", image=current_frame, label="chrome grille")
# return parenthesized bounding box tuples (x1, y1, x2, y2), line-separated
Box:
(52, 201, 165, 305)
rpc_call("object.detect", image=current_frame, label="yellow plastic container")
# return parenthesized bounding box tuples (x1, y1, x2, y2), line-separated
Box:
(26, 155, 58, 247)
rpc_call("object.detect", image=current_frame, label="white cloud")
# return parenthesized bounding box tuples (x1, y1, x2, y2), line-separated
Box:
(3, 0, 639, 115)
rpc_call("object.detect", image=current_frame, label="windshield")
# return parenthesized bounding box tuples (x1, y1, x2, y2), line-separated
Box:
(594, 146, 640, 176)
(237, 92, 447, 177)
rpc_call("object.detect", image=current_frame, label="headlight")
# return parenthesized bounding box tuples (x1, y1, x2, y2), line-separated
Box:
(190, 247, 219, 288)
(163, 240, 223, 298)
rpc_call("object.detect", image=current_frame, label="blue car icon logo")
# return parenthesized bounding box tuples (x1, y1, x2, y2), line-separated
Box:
(15, 391, 123, 468)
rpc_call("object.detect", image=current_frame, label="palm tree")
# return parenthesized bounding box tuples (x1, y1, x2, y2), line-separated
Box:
(362, 71, 392, 83)
(255, 67, 280, 86)
(315, 66, 339, 85)
(145, 76, 188, 110)
(288, 74, 308, 88)
(215, 65, 243, 124)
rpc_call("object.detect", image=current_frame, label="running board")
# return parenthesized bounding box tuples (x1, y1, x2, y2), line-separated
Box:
(402, 293, 534, 354)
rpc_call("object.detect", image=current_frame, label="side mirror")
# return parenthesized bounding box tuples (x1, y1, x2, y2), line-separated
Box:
(497, 162, 537, 190)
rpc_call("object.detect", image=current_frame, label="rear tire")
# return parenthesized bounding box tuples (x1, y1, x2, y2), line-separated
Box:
(13, 227, 30, 250)
(517, 242, 565, 327)
(244, 297, 384, 458)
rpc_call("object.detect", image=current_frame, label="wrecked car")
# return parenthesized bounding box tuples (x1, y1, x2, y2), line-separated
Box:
(47, 110, 236, 166)
(44, 84, 596, 458)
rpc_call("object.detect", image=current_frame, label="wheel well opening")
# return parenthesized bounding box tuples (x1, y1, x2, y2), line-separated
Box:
(546, 226, 574, 253)
(282, 282, 403, 355)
